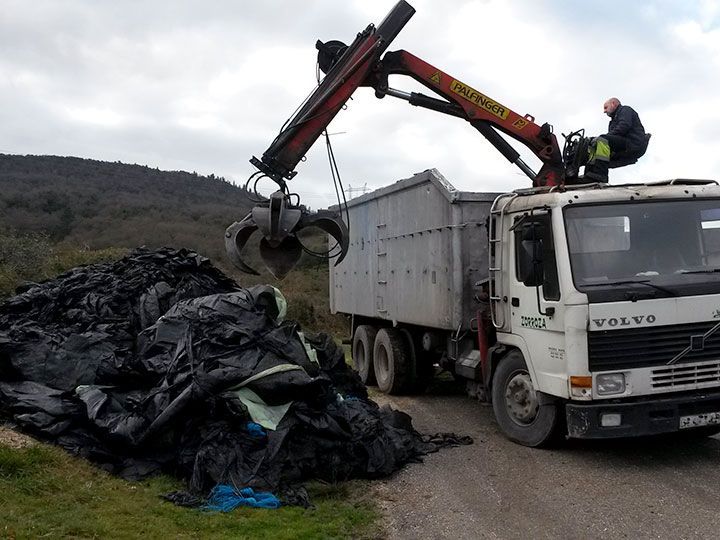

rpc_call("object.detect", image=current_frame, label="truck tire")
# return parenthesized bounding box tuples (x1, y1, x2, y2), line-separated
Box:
(373, 328, 412, 394)
(491, 349, 560, 447)
(399, 328, 433, 393)
(352, 325, 378, 385)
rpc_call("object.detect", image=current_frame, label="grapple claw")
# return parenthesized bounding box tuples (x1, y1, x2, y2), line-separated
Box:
(259, 235, 303, 279)
(225, 190, 350, 279)
(298, 210, 350, 265)
(224, 215, 261, 275)
(252, 191, 303, 248)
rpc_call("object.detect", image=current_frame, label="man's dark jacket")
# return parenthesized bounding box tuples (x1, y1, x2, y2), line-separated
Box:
(608, 105, 646, 149)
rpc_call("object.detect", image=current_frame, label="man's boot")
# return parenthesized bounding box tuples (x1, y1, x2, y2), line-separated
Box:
(583, 137, 610, 182)
(583, 163, 608, 182)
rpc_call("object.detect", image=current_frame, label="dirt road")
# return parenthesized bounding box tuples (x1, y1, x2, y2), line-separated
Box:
(373, 383, 720, 539)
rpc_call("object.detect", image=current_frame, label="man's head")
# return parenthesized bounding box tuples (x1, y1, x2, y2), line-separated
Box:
(603, 97, 621, 117)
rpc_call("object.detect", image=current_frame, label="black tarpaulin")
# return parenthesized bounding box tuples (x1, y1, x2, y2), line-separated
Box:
(0, 247, 470, 502)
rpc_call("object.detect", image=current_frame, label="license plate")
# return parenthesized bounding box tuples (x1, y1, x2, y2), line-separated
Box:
(679, 411, 720, 429)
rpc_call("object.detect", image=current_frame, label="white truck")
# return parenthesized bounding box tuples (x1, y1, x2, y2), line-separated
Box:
(330, 169, 720, 446)
(224, 2, 720, 445)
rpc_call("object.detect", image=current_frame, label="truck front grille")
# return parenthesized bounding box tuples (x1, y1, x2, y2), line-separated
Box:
(588, 321, 720, 371)
(652, 361, 720, 390)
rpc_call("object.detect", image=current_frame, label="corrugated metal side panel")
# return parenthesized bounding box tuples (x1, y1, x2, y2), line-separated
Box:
(331, 174, 493, 330)
(384, 178, 454, 327)
(330, 197, 379, 317)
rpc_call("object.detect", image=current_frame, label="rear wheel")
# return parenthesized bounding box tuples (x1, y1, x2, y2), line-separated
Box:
(399, 328, 433, 393)
(373, 328, 412, 394)
(491, 349, 560, 447)
(352, 325, 378, 385)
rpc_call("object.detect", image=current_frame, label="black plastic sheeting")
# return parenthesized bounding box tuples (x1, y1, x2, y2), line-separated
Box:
(0, 248, 471, 504)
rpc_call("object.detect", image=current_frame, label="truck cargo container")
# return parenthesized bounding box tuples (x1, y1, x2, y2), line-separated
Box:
(332, 169, 720, 446)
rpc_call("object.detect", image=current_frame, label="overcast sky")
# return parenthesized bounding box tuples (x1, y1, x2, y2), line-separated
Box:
(2, 0, 720, 209)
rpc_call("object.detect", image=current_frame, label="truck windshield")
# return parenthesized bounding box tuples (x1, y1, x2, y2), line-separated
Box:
(564, 199, 720, 293)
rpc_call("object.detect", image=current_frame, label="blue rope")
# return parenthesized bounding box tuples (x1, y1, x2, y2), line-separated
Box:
(203, 485, 281, 512)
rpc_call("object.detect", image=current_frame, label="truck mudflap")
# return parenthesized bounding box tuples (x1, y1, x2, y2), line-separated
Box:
(565, 390, 720, 439)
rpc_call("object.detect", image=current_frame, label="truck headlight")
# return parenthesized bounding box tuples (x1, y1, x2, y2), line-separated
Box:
(596, 373, 626, 395)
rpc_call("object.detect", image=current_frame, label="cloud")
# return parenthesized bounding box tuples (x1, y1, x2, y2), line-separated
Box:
(1, 0, 719, 211)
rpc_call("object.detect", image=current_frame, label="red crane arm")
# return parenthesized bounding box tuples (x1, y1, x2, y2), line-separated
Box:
(252, 0, 565, 188)
(252, 1, 416, 185)
(369, 50, 564, 186)
(228, 1, 583, 278)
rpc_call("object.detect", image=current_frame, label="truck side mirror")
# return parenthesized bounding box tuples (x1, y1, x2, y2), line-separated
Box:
(516, 223, 544, 286)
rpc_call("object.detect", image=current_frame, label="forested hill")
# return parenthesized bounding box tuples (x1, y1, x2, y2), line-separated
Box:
(0, 154, 255, 263)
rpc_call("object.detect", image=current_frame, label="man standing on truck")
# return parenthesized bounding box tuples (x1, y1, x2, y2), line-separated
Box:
(584, 97, 649, 182)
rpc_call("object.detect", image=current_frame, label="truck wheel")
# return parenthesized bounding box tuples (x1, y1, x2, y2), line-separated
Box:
(399, 328, 432, 393)
(373, 328, 411, 394)
(491, 350, 560, 447)
(352, 325, 378, 385)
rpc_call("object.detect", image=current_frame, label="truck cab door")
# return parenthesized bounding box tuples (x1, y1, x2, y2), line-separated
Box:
(505, 211, 567, 396)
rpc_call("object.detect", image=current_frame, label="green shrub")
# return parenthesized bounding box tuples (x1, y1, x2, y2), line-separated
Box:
(43, 246, 127, 277)
(0, 232, 51, 278)
(287, 295, 316, 328)
(0, 267, 18, 298)
(0, 233, 127, 299)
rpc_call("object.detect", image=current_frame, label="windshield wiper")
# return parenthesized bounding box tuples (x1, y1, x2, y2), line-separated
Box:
(581, 279, 678, 296)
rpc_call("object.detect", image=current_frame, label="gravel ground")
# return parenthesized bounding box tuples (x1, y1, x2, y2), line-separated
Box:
(372, 382, 720, 539)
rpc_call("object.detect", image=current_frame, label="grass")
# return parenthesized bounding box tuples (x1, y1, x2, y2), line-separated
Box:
(0, 442, 380, 539)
